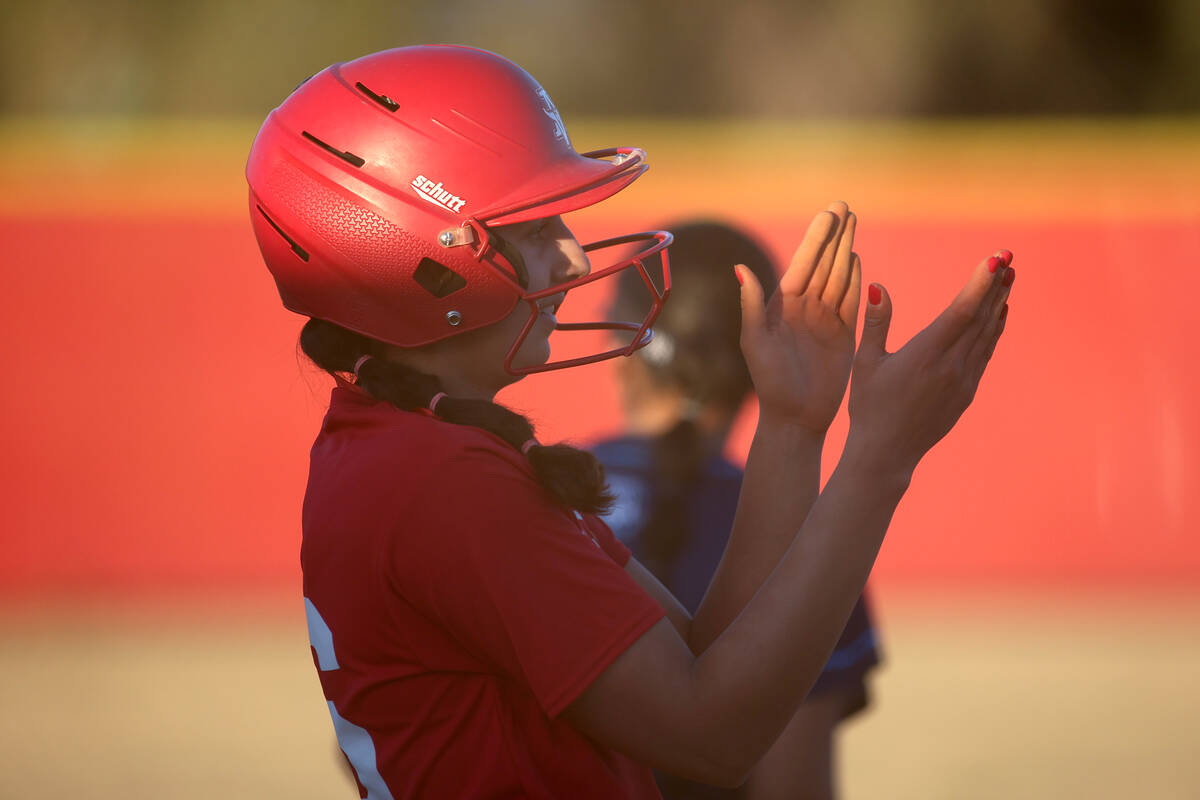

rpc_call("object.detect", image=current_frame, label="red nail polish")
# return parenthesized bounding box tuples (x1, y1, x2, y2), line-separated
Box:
(987, 256, 1001, 273)
(734, 266, 744, 286)
(1000, 303, 1008, 321)
(1002, 268, 1015, 287)
(868, 284, 882, 305)
(998, 249, 1013, 266)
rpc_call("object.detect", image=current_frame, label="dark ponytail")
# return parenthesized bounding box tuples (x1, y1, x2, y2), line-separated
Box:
(300, 318, 614, 515)
(639, 418, 709, 576)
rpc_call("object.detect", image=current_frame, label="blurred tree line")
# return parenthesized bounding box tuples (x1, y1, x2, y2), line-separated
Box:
(2, 0, 1197, 116)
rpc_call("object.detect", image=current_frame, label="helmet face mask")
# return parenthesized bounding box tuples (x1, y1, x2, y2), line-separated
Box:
(247, 45, 671, 374)
(502, 230, 672, 374)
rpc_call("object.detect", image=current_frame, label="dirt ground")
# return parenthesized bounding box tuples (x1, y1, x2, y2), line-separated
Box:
(2, 596, 1197, 800)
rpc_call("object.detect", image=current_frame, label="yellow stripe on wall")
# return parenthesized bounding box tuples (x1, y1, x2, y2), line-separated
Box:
(2, 117, 1198, 222)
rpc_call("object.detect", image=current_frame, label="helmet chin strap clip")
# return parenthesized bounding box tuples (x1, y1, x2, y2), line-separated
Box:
(437, 226, 478, 248)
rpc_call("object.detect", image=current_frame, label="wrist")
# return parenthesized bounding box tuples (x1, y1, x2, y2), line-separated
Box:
(840, 428, 917, 490)
(754, 413, 828, 450)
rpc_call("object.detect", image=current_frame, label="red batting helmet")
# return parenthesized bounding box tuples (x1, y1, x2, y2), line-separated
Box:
(246, 44, 671, 374)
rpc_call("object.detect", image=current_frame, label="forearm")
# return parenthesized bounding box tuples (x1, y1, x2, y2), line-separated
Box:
(689, 440, 910, 774)
(567, 223, 1011, 783)
(688, 416, 825, 654)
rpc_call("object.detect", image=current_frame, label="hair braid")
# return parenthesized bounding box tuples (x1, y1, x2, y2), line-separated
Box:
(299, 318, 613, 514)
(640, 418, 708, 576)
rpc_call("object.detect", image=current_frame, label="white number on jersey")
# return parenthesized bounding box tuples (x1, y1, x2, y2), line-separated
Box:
(305, 597, 396, 800)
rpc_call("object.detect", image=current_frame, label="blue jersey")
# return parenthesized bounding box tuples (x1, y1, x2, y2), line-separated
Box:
(594, 434, 880, 702)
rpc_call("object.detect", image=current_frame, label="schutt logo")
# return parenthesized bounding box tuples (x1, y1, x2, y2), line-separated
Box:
(411, 175, 467, 213)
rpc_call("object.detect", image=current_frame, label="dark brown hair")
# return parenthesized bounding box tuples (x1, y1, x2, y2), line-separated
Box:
(299, 317, 614, 514)
(608, 221, 777, 570)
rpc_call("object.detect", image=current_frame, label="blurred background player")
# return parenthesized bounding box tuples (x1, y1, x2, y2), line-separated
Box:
(595, 221, 879, 800)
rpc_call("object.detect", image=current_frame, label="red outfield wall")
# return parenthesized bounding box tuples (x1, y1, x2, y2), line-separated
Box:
(2, 120, 1198, 600)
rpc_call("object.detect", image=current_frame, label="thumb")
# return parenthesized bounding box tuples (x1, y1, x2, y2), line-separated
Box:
(858, 282, 892, 361)
(736, 264, 766, 343)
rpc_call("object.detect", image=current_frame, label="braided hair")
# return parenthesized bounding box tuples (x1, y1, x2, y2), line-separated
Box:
(300, 318, 614, 515)
(608, 221, 777, 572)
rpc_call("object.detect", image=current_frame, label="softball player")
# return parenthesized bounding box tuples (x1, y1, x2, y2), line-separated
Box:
(595, 221, 879, 800)
(247, 45, 1014, 799)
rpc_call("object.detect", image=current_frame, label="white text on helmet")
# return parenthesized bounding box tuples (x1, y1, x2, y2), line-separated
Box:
(534, 87, 569, 143)
(411, 175, 467, 214)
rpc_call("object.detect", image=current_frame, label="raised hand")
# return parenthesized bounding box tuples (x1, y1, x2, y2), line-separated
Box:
(847, 249, 1015, 475)
(737, 202, 862, 434)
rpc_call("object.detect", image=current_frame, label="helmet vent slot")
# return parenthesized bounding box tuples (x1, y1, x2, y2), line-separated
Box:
(413, 258, 467, 298)
(301, 131, 366, 168)
(355, 81, 400, 112)
(256, 205, 309, 262)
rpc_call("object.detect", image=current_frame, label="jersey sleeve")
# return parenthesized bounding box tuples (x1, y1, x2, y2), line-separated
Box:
(579, 513, 632, 566)
(382, 445, 666, 718)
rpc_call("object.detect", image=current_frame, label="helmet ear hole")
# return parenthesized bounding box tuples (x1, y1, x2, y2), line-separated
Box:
(413, 257, 467, 298)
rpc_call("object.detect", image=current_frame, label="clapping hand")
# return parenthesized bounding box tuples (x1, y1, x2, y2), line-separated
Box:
(848, 248, 1015, 474)
(737, 202, 861, 435)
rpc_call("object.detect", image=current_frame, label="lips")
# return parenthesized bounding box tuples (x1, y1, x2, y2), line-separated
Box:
(536, 293, 565, 317)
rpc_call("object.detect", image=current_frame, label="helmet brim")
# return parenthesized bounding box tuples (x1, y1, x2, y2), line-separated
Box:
(476, 149, 648, 227)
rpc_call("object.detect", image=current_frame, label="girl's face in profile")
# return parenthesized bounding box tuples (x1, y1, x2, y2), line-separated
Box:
(428, 215, 590, 392)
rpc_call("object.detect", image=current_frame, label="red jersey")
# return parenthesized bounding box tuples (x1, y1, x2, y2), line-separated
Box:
(301, 382, 666, 799)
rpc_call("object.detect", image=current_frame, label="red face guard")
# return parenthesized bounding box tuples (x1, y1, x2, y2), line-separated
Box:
(504, 230, 672, 375)
(429, 146, 670, 374)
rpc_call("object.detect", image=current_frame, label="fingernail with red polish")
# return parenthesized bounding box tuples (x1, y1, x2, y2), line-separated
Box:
(733, 266, 744, 286)
(987, 256, 1001, 273)
(868, 284, 882, 305)
(1002, 268, 1015, 287)
(998, 249, 1013, 266)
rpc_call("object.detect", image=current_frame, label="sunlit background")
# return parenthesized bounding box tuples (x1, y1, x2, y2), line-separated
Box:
(2, 2, 1198, 798)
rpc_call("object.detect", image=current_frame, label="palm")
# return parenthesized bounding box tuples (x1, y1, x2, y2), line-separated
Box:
(740, 203, 862, 434)
(847, 247, 1015, 468)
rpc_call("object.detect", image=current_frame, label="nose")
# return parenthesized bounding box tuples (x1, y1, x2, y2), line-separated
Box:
(551, 220, 590, 284)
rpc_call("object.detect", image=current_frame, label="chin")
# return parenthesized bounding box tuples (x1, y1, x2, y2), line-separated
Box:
(511, 343, 551, 372)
